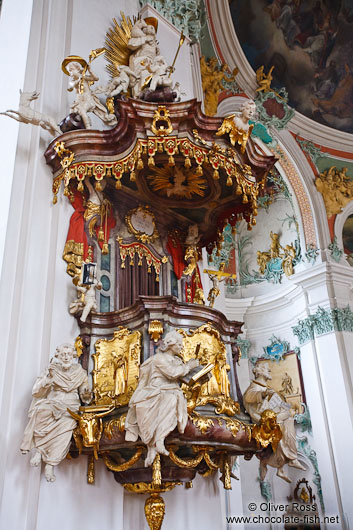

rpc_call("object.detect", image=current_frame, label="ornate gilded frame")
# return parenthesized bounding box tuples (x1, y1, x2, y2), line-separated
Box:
(125, 205, 159, 244)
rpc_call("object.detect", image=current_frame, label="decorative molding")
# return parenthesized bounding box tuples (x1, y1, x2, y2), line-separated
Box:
(255, 88, 294, 131)
(305, 244, 319, 265)
(234, 336, 251, 359)
(297, 436, 324, 512)
(295, 138, 325, 166)
(328, 236, 343, 263)
(139, 0, 205, 42)
(292, 305, 353, 345)
(269, 143, 318, 248)
(294, 403, 312, 435)
(262, 334, 290, 362)
(258, 473, 272, 501)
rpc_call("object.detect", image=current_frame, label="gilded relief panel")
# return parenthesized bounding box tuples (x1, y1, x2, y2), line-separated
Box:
(92, 327, 141, 407)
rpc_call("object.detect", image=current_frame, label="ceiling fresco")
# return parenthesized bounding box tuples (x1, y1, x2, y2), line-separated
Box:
(230, 0, 353, 133)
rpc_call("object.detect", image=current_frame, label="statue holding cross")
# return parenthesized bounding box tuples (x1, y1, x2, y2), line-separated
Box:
(203, 263, 236, 308)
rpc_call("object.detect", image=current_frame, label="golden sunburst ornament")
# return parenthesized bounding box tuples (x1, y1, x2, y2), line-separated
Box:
(105, 12, 135, 78)
(147, 166, 208, 199)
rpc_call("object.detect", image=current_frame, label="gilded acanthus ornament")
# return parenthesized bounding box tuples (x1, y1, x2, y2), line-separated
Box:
(252, 409, 282, 452)
(148, 320, 164, 343)
(216, 100, 256, 153)
(200, 56, 239, 116)
(53, 140, 75, 198)
(315, 166, 353, 217)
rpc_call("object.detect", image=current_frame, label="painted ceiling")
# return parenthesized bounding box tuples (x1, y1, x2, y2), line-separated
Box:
(230, 0, 353, 133)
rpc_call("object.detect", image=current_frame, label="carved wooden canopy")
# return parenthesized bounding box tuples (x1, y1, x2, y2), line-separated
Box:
(44, 98, 276, 247)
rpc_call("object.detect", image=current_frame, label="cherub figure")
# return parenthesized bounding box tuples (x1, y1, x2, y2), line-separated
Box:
(69, 275, 102, 322)
(233, 100, 256, 133)
(256, 65, 275, 93)
(148, 55, 173, 91)
(63, 57, 117, 129)
(95, 65, 138, 97)
(216, 100, 255, 153)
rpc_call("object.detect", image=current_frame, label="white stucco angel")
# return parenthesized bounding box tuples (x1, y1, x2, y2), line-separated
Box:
(20, 344, 91, 482)
(125, 330, 199, 466)
(216, 99, 256, 152)
(243, 362, 305, 483)
(233, 100, 256, 133)
(148, 55, 173, 92)
(62, 56, 117, 129)
(95, 65, 139, 97)
(70, 276, 102, 323)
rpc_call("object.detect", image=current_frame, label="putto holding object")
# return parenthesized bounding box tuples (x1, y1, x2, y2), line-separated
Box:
(62, 53, 117, 129)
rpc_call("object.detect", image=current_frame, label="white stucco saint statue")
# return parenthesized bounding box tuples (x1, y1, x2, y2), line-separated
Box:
(125, 330, 199, 466)
(243, 362, 305, 483)
(127, 18, 173, 97)
(20, 344, 91, 482)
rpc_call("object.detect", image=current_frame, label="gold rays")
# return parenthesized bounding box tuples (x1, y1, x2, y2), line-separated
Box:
(147, 165, 208, 199)
(105, 12, 135, 79)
